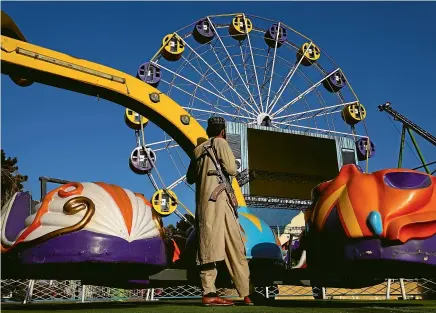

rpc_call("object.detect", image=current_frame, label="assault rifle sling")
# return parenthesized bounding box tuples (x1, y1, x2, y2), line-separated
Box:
(203, 138, 238, 213)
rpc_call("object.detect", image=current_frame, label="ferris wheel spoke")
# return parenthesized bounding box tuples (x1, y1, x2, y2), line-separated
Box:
(177, 34, 260, 116)
(238, 42, 251, 87)
(187, 77, 202, 111)
(154, 144, 179, 152)
(198, 59, 253, 118)
(152, 61, 257, 117)
(265, 22, 281, 113)
(172, 145, 188, 169)
(192, 59, 249, 112)
(202, 52, 254, 118)
(238, 40, 261, 110)
(260, 47, 271, 89)
(209, 44, 235, 86)
(183, 106, 254, 121)
(145, 138, 179, 155)
(294, 109, 338, 124)
(162, 79, 218, 116)
(267, 52, 333, 128)
(180, 54, 239, 107)
(146, 138, 174, 148)
(167, 175, 187, 190)
(238, 42, 255, 110)
(196, 80, 252, 121)
(211, 61, 255, 116)
(274, 83, 319, 128)
(271, 68, 341, 117)
(274, 101, 357, 124)
(234, 51, 261, 110)
(242, 14, 264, 112)
(165, 47, 219, 97)
(147, 173, 160, 191)
(264, 51, 316, 90)
(206, 17, 260, 115)
(259, 61, 275, 92)
(267, 42, 313, 115)
(208, 52, 249, 111)
(163, 50, 197, 96)
(173, 47, 213, 83)
(193, 50, 208, 75)
(164, 78, 213, 111)
(167, 150, 186, 176)
(189, 62, 232, 114)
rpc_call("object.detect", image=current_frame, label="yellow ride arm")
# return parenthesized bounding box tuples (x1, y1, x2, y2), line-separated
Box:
(0, 11, 246, 207)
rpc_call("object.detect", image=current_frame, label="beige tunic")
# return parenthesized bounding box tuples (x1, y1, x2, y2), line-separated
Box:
(186, 137, 244, 265)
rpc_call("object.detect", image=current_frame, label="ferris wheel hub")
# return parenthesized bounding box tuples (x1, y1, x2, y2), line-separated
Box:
(257, 113, 273, 127)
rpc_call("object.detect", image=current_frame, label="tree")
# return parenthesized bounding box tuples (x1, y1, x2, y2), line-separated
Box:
(164, 224, 178, 240)
(163, 213, 195, 240)
(175, 214, 195, 237)
(1, 149, 28, 207)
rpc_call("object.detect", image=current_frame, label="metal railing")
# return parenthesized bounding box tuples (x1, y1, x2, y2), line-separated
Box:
(2, 278, 435, 304)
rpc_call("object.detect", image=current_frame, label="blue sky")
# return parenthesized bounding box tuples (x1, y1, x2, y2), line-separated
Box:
(2, 2, 435, 227)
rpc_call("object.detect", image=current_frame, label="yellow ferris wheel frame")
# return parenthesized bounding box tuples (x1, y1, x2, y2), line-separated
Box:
(0, 11, 247, 207)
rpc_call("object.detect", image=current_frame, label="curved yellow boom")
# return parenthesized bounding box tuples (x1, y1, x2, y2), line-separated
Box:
(0, 12, 247, 207)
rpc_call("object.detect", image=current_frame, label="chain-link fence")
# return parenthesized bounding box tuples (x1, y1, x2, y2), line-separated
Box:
(2, 279, 435, 304)
(1, 279, 30, 303)
(82, 285, 149, 302)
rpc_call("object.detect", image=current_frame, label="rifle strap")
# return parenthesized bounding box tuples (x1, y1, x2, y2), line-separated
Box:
(204, 138, 238, 209)
(204, 138, 220, 175)
(208, 138, 219, 167)
(210, 138, 238, 210)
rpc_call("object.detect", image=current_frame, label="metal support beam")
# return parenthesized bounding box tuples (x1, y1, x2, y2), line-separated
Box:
(399, 278, 407, 300)
(379, 102, 436, 146)
(398, 126, 406, 168)
(321, 287, 327, 300)
(412, 160, 436, 170)
(81, 285, 86, 303)
(406, 128, 430, 174)
(39, 176, 71, 201)
(23, 280, 35, 304)
(244, 195, 312, 210)
(386, 279, 392, 299)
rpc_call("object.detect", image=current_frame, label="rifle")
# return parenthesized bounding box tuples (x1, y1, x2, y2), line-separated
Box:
(203, 138, 239, 216)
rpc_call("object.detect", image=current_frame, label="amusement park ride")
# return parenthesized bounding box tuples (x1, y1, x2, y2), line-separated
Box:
(1, 10, 435, 297)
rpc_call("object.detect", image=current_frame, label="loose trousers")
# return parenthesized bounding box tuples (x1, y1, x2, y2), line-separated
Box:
(199, 208, 250, 297)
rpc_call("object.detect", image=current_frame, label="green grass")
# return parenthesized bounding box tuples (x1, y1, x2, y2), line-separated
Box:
(2, 300, 436, 313)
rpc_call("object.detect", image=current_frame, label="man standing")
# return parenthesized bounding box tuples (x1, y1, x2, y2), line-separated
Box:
(187, 117, 252, 306)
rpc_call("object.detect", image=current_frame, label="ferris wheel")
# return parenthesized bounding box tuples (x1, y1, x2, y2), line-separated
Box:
(125, 13, 372, 220)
